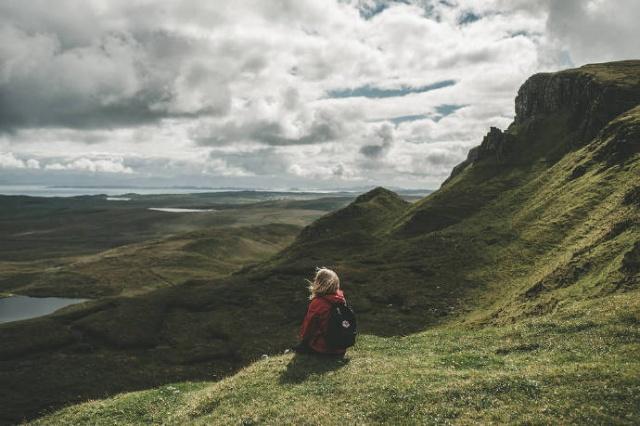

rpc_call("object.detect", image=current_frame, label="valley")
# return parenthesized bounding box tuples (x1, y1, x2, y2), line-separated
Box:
(0, 191, 359, 298)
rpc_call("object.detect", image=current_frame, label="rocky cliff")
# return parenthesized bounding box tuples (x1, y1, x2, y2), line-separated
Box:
(514, 61, 640, 140)
(445, 60, 640, 184)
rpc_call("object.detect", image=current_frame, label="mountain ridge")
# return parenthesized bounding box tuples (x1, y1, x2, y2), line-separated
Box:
(1, 60, 639, 424)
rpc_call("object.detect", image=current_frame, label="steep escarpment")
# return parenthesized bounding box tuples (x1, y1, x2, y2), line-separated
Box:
(445, 61, 640, 186)
(471, 103, 640, 321)
(514, 61, 640, 141)
(400, 61, 640, 236)
(2, 61, 640, 424)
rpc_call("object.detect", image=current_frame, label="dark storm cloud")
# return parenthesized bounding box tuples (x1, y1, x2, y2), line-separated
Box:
(194, 112, 344, 147)
(359, 144, 386, 158)
(359, 123, 394, 159)
(211, 148, 290, 176)
(0, 12, 232, 131)
(498, 0, 640, 65)
(545, 0, 640, 64)
(0, 87, 172, 131)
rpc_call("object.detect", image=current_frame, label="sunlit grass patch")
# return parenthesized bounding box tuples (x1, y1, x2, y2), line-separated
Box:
(34, 290, 640, 424)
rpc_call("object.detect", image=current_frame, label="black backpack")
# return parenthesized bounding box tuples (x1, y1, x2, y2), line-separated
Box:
(325, 300, 357, 349)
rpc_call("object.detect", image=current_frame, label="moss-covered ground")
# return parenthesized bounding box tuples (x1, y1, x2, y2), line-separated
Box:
(34, 291, 640, 425)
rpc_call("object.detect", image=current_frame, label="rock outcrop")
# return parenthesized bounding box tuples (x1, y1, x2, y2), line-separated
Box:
(593, 105, 640, 165)
(515, 61, 640, 141)
(444, 60, 640, 185)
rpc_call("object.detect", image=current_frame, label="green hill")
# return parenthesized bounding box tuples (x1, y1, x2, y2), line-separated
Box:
(33, 295, 639, 424)
(1, 60, 639, 425)
(0, 193, 352, 298)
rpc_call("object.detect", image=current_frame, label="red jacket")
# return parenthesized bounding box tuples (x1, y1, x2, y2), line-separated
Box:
(299, 290, 346, 354)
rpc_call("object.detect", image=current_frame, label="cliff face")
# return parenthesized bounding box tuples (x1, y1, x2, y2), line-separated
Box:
(402, 60, 640, 237)
(445, 60, 640, 184)
(514, 61, 640, 140)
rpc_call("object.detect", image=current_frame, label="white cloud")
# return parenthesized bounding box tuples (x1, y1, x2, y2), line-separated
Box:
(203, 158, 253, 177)
(44, 156, 133, 174)
(0, 152, 27, 169)
(0, 152, 40, 169)
(0, 0, 637, 189)
(26, 159, 41, 169)
(547, 0, 640, 65)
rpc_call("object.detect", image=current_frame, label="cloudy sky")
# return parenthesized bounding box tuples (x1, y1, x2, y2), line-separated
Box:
(1, 0, 638, 190)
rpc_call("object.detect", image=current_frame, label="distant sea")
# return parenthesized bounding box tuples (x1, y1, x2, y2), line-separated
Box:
(0, 185, 249, 197)
(0, 185, 363, 198)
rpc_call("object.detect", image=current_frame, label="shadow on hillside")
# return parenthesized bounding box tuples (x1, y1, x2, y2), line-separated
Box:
(279, 353, 350, 384)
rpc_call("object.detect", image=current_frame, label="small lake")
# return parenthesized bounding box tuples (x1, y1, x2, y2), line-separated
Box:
(148, 208, 217, 213)
(0, 295, 89, 324)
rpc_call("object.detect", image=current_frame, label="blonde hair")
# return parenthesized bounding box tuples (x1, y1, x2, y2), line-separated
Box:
(307, 267, 340, 300)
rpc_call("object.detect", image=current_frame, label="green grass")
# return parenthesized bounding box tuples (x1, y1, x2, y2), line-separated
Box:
(576, 60, 640, 87)
(0, 224, 303, 298)
(0, 191, 353, 264)
(0, 193, 353, 297)
(34, 291, 640, 425)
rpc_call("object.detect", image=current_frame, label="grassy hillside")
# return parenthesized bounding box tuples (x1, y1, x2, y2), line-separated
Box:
(1, 61, 639, 425)
(0, 192, 353, 297)
(0, 191, 353, 262)
(35, 293, 639, 425)
(0, 224, 301, 298)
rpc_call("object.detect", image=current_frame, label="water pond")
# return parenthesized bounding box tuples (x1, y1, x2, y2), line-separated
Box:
(0, 295, 89, 324)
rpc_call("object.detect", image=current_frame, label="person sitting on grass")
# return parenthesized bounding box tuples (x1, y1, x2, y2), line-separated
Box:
(294, 267, 356, 357)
